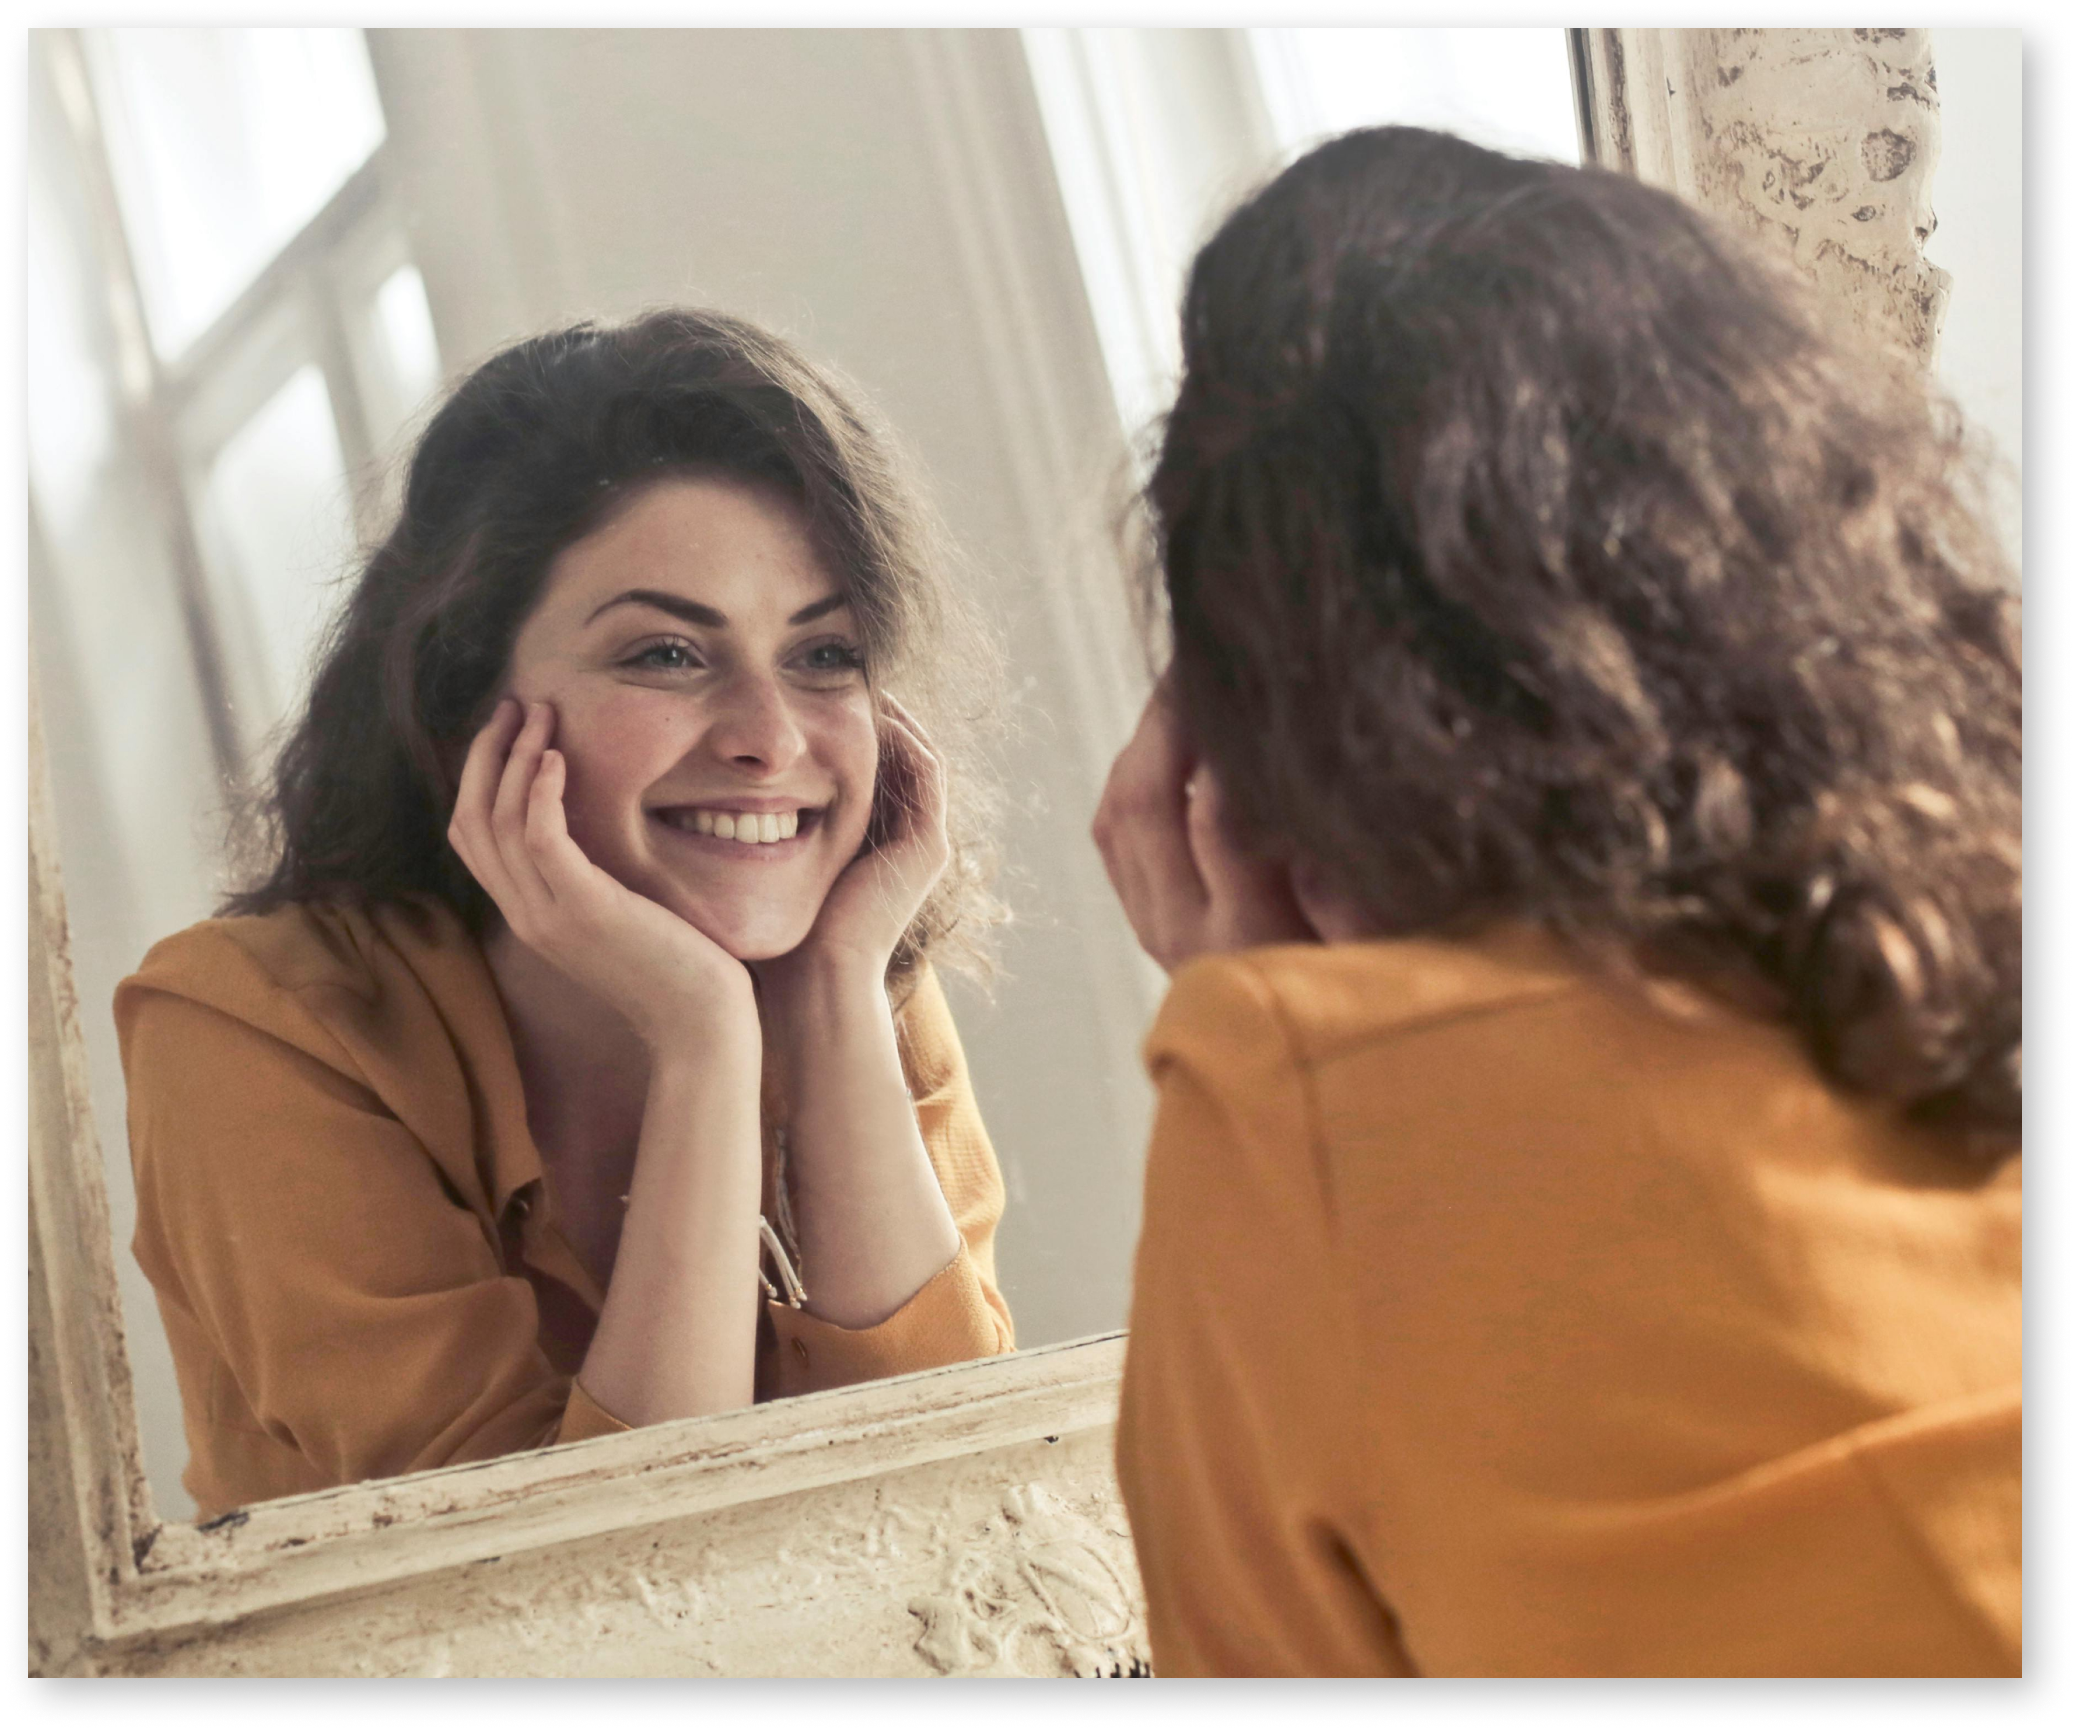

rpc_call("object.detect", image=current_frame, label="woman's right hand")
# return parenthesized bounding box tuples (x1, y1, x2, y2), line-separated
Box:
(447, 697, 757, 1052)
(1093, 683, 1321, 973)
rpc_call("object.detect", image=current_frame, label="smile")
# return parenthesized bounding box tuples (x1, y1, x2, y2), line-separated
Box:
(650, 806, 819, 846)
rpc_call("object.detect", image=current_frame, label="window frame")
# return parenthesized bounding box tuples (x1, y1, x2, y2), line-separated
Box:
(39, 27, 427, 774)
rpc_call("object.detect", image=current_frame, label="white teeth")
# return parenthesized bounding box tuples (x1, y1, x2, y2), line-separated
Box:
(664, 808, 805, 843)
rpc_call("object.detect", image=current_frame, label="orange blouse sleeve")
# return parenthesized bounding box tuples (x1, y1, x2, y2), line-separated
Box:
(117, 969, 598, 1511)
(764, 959, 1015, 1399)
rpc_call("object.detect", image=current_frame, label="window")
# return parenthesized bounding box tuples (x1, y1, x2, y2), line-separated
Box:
(35, 26, 444, 776)
(87, 27, 387, 360)
(30, 29, 450, 1522)
(1024, 27, 1580, 458)
(1248, 28, 1579, 167)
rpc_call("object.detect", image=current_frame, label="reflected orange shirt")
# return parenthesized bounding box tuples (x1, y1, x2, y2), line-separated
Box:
(1116, 928, 2019, 1677)
(115, 897, 1013, 1522)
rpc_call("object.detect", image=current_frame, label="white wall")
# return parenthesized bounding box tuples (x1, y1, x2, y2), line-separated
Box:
(367, 28, 1161, 1357)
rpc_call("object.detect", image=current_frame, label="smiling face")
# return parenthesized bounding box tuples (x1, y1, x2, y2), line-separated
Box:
(501, 472, 879, 961)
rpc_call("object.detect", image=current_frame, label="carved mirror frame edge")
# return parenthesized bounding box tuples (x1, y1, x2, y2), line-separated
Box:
(27, 655, 1132, 1673)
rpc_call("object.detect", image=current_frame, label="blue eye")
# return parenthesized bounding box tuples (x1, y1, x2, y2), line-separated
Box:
(802, 641, 866, 673)
(630, 640, 697, 671)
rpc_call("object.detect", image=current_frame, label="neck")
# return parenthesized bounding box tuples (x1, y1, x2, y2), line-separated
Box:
(481, 921, 651, 1162)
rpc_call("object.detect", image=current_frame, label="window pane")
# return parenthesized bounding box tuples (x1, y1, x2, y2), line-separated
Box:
(86, 27, 386, 358)
(1251, 28, 1580, 167)
(201, 364, 358, 747)
(367, 262, 442, 443)
(26, 131, 116, 533)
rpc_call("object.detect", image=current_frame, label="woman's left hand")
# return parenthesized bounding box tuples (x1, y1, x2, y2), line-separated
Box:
(761, 692, 950, 984)
(1092, 683, 1319, 974)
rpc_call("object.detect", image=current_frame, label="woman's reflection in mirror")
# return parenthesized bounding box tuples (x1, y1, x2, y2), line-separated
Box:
(115, 310, 1015, 1521)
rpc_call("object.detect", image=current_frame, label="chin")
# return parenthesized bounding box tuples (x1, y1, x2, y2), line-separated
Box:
(717, 929, 813, 965)
(672, 896, 820, 965)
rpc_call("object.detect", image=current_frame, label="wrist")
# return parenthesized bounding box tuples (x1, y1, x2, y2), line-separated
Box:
(758, 941, 889, 1008)
(755, 949, 895, 1055)
(635, 973, 764, 1062)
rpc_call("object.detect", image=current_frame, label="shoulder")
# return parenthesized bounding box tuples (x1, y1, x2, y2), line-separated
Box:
(115, 897, 476, 1067)
(1148, 925, 1587, 1086)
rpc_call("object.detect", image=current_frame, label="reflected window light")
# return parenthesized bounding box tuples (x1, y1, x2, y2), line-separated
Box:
(1250, 28, 1580, 167)
(26, 166, 115, 532)
(84, 28, 385, 359)
(368, 263, 442, 442)
(201, 365, 359, 749)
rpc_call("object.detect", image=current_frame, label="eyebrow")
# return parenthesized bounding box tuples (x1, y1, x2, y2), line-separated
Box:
(585, 589, 852, 629)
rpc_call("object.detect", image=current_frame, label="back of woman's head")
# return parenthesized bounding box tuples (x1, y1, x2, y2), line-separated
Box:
(227, 307, 1002, 981)
(1150, 126, 2019, 1157)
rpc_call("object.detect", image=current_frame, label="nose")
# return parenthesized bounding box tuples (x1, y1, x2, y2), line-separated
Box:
(702, 669, 807, 777)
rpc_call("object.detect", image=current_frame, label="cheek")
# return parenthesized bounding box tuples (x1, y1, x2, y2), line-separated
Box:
(818, 703, 881, 844)
(548, 691, 686, 840)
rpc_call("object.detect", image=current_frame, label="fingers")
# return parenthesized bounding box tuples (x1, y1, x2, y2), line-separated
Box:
(523, 747, 611, 908)
(448, 697, 525, 899)
(490, 702, 561, 917)
(871, 695, 948, 851)
(1092, 691, 1207, 970)
(449, 698, 566, 936)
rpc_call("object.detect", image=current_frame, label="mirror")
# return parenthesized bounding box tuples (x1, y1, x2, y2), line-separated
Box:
(26, 25, 1584, 1524)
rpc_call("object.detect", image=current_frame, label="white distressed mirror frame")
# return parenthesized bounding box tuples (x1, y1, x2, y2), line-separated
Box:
(28, 661, 1146, 1678)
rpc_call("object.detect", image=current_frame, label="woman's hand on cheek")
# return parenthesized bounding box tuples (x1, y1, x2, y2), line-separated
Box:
(764, 693, 950, 989)
(1091, 686, 1319, 975)
(447, 698, 757, 1050)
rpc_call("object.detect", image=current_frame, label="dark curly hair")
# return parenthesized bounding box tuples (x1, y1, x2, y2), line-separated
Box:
(225, 307, 1004, 986)
(1148, 127, 2019, 1158)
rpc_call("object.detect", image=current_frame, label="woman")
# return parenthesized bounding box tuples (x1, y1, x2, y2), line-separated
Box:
(1095, 128, 2019, 1676)
(117, 310, 1014, 1521)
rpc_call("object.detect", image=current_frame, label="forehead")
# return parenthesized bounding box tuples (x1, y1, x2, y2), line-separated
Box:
(541, 472, 846, 621)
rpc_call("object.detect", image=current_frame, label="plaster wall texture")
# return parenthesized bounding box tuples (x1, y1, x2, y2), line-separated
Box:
(1606, 29, 1949, 364)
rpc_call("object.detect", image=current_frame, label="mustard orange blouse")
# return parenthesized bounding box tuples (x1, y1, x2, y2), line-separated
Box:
(115, 897, 1013, 1521)
(1116, 928, 2019, 1677)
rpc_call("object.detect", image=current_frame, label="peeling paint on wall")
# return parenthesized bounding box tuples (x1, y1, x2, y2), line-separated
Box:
(1588, 29, 1950, 365)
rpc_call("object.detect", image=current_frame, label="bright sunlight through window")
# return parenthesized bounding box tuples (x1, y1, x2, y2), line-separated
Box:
(85, 28, 386, 358)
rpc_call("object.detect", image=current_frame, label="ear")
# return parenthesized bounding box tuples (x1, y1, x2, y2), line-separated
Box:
(1289, 857, 1376, 943)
